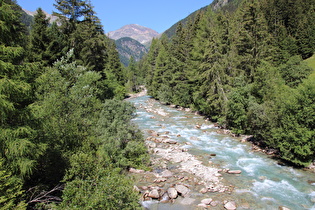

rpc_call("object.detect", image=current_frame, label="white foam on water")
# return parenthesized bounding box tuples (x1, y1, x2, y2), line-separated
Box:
(236, 157, 265, 176)
(200, 124, 215, 129)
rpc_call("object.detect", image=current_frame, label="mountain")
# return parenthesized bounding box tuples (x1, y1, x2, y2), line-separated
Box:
(115, 37, 148, 66)
(22, 9, 58, 24)
(108, 24, 159, 44)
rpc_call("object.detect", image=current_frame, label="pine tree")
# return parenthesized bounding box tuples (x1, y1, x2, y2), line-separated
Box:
(0, 0, 46, 178)
(29, 8, 50, 63)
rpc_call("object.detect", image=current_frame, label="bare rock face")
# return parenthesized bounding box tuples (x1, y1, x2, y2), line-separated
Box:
(108, 24, 159, 44)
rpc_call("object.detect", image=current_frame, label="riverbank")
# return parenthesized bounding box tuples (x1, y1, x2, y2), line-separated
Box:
(127, 93, 315, 209)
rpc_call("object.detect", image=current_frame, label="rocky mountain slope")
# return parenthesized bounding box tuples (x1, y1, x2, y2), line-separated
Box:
(108, 24, 159, 44)
(115, 37, 148, 66)
(22, 9, 58, 24)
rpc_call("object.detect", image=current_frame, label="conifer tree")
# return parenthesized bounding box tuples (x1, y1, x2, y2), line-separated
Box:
(29, 8, 50, 63)
(0, 0, 46, 177)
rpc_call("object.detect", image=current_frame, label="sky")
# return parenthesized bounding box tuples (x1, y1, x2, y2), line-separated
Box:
(17, 0, 213, 33)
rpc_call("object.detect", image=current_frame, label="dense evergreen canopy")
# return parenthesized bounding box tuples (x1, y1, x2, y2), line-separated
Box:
(140, 0, 315, 167)
(0, 0, 148, 209)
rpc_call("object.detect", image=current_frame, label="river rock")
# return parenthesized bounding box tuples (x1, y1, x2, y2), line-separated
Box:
(228, 170, 242, 174)
(180, 197, 195, 205)
(163, 139, 177, 144)
(201, 198, 213, 205)
(148, 189, 160, 199)
(224, 201, 236, 210)
(200, 188, 208, 194)
(129, 168, 144, 174)
(167, 188, 178, 199)
(161, 170, 173, 178)
(154, 177, 167, 183)
(175, 184, 189, 196)
(198, 203, 208, 208)
(279, 207, 291, 210)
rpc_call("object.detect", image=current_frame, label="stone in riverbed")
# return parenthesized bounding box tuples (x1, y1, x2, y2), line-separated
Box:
(200, 188, 208, 194)
(279, 207, 291, 210)
(161, 170, 173, 178)
(201, 198, 213, 205)
(167, 188, 178, 199)
(198, 203, 208, 208)
(224, 201, 236, 210)
(228, 170, 242, 174)
(148, 189, 160, 199)
(175, 184, 189, 196)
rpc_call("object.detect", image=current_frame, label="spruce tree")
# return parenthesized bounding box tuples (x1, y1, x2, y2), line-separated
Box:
(29, 8, 50, 63)
(0, 0, 46, 178)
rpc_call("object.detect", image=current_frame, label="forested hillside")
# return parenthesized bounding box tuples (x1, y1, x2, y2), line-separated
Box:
(140, 0, 315, 167)
(0, 0, 148, 209)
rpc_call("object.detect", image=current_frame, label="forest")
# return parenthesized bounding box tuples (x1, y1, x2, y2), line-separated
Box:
(1, 0, 149, 209)
(139, 0, 315, 168)
(1, 0, 315, 209)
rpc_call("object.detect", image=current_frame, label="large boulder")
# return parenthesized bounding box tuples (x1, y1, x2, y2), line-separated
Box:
(224, 201, 237, 210)
(167, 188, 178, 199)
(148, 189, 160, 199)
(175, 184, 189, 196)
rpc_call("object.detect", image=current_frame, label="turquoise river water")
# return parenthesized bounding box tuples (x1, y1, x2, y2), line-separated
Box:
(128, 95, 315, 210)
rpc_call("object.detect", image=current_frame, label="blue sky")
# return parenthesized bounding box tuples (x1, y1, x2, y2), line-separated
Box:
(17, 0, 213, 33)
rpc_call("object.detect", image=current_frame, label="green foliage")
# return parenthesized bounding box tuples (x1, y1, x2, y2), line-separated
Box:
(143, 0, 315, 167)
(59, 170, 141, 210)
(0, 159, 26, 210)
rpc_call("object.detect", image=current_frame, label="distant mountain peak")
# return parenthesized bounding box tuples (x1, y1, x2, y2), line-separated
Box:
(108, 24, 159, 44)
(22, 8, 58, 24)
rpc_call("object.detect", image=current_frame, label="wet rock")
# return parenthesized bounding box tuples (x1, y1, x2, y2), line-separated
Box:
(180, 197, 195, 205)
(167, 188, 178, 199)
(177, 134, 181, 137)
(224, 201, 236, 210)
(210, 153, 217, 156)
(227, 170, 242, 174)
(201, 198, 213, 205)
(161, 170, 173, 178)
(148, 189, 160, 199)
(279, 207, 291, 210)
(190, 136, 200, 141)
(129, 168, 144, 174)
(195, 124, 201, 129)
(175, 184, 189, 196)
(160, 192, 170, 203)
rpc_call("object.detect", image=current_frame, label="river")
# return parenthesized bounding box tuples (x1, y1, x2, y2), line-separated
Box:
(128, 95, 315, 210)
